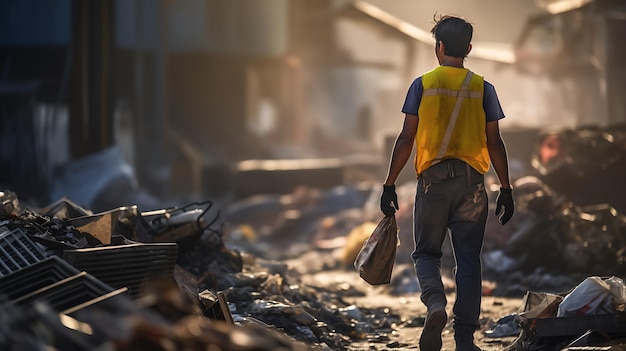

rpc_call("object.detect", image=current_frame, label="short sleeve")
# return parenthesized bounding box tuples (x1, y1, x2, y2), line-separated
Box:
(401, 77, 423, 115)
(483, 80, 505, 122)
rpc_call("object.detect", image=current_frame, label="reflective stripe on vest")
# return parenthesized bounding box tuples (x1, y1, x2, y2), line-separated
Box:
(432, 71, 474, 165)
(423, 88, 482, 99)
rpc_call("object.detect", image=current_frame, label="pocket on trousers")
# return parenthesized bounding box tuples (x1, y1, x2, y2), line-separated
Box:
(417, 193, 448, 226)
(456, 184, 487, 222)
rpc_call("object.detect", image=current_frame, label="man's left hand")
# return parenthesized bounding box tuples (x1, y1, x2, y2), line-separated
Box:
(495, 187, 514, 225)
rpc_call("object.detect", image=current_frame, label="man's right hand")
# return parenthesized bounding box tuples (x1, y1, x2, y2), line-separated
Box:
(380, 184, 399, 216)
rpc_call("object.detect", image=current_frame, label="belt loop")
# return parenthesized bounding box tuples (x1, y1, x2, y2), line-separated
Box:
(421, 174, 431, 193)
(448, 162, 455, 178)
(466, 163, 471, 186)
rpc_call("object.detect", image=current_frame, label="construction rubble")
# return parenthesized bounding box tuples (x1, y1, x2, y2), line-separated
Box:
(0, 190, 412, 351)
(0, 124, 625, 351)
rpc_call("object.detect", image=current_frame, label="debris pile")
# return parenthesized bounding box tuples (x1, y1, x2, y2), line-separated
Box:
(0, 123, 625, 350)
(503, 276, 626, 351)
(0, 191, 409, 351)
(478, 123, 626, 296)
(530, 124, 626, 213)
(222, 175, 626, 297)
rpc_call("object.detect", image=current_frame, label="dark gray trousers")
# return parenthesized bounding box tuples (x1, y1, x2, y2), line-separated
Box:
(412, 159, 488, 343)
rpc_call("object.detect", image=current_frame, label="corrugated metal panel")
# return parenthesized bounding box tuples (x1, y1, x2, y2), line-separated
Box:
(0, 227, 46, 277)
(12, 271, 116, 312)
(0, 256, 79, 300)
(63, 243, 178, 298)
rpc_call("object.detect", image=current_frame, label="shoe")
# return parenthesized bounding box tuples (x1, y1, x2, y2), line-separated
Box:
(419, 310, 447, 351)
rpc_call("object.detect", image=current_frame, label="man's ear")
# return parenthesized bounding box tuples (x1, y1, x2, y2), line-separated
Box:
(466, 43, 473, 56)
(437, 41, 446, 56)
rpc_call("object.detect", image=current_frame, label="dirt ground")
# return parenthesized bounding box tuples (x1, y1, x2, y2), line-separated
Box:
(299, 268, 523, 351)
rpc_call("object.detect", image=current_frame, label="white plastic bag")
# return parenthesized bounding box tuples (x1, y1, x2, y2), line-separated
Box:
(557, 276, 626, 317)
(605, 276, 626, 312)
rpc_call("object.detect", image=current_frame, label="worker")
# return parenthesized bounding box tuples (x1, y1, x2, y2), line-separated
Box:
(380, 14, 514, 351)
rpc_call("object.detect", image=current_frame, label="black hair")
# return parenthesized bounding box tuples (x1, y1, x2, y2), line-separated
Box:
(430, 14, 473, 58)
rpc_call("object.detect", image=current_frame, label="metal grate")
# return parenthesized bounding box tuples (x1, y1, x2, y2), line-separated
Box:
(63, 243, 178, 298)
(0, 227, 46, 277)
(12, 271, 115, 312)
(62, 287, 131, 316)
(0, 256, 80, 300)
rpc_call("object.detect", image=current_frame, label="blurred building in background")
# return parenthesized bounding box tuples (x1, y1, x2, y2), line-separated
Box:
(0, 0, 624, 209)
(516, 0, 626, 127)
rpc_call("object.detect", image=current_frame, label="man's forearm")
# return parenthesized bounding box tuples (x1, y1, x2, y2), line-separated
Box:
(384, 137, 413, 185)
(488, 141, 511, 189)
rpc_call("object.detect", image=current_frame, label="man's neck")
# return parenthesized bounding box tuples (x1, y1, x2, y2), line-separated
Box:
(439, 56, 465, 68)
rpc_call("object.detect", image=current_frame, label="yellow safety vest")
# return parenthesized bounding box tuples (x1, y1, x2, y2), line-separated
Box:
(414, 66, 490, 175)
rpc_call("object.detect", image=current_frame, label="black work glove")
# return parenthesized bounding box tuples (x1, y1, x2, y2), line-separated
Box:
(495, 187, 514, 225)
(380, 184, 399, 217)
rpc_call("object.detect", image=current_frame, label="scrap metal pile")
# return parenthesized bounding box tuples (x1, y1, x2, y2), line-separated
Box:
(0, 191, 410, 351)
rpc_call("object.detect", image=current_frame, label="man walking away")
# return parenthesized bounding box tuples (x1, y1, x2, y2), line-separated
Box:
(379, 14, 515, 351)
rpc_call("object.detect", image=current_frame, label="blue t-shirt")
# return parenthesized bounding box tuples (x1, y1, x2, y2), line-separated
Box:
(401, 76, 505, 122)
